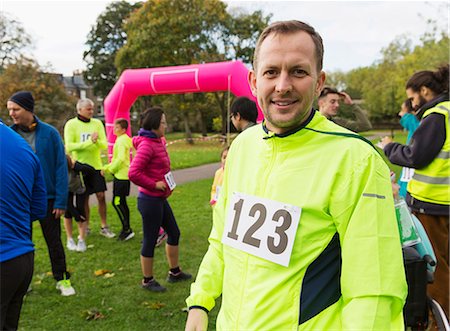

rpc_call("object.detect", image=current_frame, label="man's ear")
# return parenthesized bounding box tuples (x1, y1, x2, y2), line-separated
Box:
(315, 71, 326, 97)
(420, 86, 431, 98)
(248, 70, 257, 97)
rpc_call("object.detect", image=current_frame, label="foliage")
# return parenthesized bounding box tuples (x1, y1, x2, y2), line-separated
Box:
(339, 29, 449, 124)
(19, 179, 220, 331)
(83, 1, 143, 98)
(0, 12, 32, 70)
(0, 57, 77, 132)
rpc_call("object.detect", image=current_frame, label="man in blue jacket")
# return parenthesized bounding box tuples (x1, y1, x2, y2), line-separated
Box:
(0, 120, 47, 330)
(7, 91, 75, 296)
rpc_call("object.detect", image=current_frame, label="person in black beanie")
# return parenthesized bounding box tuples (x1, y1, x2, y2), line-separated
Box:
(8, 91, 35, 112)
(7, 91, 75, 296)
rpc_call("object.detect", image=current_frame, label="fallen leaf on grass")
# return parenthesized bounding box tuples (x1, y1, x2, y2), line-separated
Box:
(46, 271, 52, 276)
(103, 273, 115, 278)
(34, 280, 42, 285)
(87, 244, 95, 248)
(94, 269, 111, 276)
(82, 309, 105, 321)
(142, 301, 166, 310)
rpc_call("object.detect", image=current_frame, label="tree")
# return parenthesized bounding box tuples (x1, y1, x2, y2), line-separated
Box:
(0, 12, 33, 70)
(115, 0, 270, 136)
(0, 57, 77, 132)
(83, 1, 142, 98)
(335, 26, 449, 126)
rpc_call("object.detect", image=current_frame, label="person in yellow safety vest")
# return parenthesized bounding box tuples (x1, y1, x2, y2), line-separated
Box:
(380, 64, 450, 320)
(185, 20, 407, 331)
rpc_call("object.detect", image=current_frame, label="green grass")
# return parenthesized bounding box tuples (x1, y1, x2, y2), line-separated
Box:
(19, 179, 219, 331)
(167, 139, 223, 170)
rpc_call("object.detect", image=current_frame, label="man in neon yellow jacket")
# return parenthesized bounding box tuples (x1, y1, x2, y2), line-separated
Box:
(64, 98, 114, 238)
(185, 20, 407, 331)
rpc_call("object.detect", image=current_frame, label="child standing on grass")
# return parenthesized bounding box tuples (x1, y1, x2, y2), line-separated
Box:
(210, 146, 229, 206)
(102, 118, 134, 241)
(64, 155, 95, 252)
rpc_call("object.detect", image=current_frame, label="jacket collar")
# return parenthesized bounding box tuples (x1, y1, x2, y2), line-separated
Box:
(262, 108, 315, 139)
(416, 93, 449, 119)
(138, 128, 159, 139)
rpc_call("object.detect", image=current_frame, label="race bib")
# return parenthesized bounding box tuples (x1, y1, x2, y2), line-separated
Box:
(213, 185, 222, 202)
(80, 132, 91, 142)
(222, 192, 301, 267)
(400, 167, 415, 182)
(164, 171, 176, 191)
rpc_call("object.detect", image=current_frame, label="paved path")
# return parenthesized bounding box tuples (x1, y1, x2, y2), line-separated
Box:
(91, 162, 221, 205)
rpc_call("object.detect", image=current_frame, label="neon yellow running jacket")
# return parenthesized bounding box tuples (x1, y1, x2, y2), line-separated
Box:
(186, 111, 407, 330)
(64, 117, 107, 170)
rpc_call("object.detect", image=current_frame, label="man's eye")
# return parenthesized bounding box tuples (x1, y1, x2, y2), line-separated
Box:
(293, 69, 307, 76)
(264, 70, 278, 77)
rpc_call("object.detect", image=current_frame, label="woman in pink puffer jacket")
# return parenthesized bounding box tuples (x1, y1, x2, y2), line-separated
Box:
(129, 107, 191, 292)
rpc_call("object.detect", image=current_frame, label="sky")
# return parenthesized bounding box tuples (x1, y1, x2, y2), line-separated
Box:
(1, 0, 448, 76)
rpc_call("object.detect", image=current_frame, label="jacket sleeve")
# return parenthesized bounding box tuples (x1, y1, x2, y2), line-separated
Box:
(31, 158, 48, 220)
(333, 104, 372, 132)
(96, 121, 108, 150)
(128, 143, 156, 191)
(53, 129, 68, 210)
(186, 163, 229, 311)
(104, 139, 127, 175)
(74, 161, 96, 175)
(384, 113, 445, 168)
(331, 150, 407, 330)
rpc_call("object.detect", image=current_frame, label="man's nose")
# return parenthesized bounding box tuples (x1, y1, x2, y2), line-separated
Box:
(275, 72, 293, 94)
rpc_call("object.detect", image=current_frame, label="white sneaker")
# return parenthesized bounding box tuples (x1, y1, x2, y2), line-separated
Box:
(66, 238, 77, 251)
(100, 227, 115, 238)
(56, 279, 76, 296)
(76, 239, 87, 252)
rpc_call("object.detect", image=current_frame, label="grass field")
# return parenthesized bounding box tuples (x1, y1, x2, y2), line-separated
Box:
(19, 179, 219, 331)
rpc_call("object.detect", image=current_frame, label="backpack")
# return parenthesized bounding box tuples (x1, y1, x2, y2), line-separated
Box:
(68, 170, 86, 194)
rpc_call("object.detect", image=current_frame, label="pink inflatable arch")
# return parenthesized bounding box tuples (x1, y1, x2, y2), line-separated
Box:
(103, 60, 261, 158)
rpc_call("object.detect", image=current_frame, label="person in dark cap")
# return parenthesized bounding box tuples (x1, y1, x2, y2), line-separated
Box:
(230, 96, 259, 132)
(7, 91, 75, 296)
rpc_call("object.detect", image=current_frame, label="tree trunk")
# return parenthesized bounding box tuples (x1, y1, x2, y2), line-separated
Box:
(183, 112, 194, 144)
(213, 92, 227, 135)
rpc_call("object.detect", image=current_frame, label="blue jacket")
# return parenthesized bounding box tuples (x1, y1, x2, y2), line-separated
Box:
(0, 121, 47, 262)
(399, 113, 419, 144)
(11, 117, 68, 209)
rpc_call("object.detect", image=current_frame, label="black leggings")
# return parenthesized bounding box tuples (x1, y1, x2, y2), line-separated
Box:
(137, 196, 180, 258)
(1, 251, 34, 331)
(112, 195, 130, 231)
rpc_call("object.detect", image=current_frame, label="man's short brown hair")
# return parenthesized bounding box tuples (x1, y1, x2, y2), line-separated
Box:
(114, 118, 129, 130)
(253, 20, 324, 73)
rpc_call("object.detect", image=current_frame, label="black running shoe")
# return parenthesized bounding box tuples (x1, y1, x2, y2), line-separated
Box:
(142, 279, 166, 292)
(167, 271, 192, 283)
(118, 229, 135, 241)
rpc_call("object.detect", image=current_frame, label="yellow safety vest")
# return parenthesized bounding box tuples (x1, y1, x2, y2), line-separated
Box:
(408, 101, 450, 205)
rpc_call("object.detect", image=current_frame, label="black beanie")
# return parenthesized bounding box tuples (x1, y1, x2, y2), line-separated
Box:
(9, 91, 34, 112)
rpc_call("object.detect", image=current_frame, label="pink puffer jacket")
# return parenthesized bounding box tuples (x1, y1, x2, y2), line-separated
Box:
(129, 131, 172, 198)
